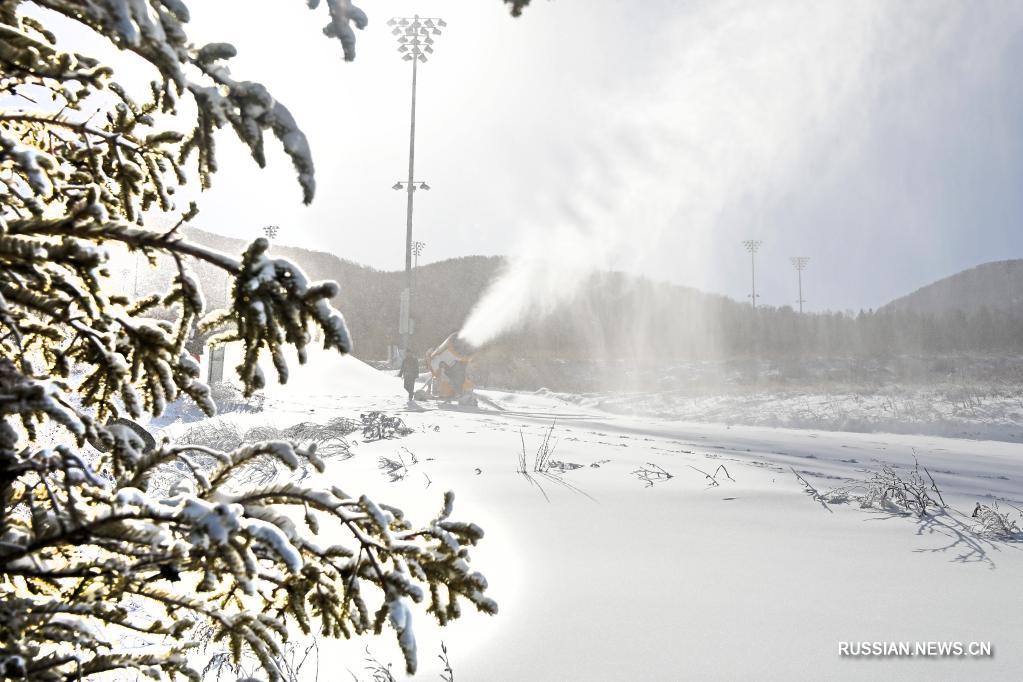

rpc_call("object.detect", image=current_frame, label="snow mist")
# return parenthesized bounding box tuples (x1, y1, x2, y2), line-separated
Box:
(459, 0, 998, 350)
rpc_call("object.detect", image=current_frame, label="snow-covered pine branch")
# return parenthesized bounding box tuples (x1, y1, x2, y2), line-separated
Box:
(0, 431, 494, 680)
(0, 2, 497, 679)
(1, 0, 366, 211)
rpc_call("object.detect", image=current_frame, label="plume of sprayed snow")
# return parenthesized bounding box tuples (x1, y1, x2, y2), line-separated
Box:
(459, 0, 1019, 348)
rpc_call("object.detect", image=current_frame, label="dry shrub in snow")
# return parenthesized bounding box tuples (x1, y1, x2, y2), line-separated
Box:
(202, 636, 319, 682)
(378, 448, 418, 484)
(360, 412, 414, 442)
(858, 458, 946, 517)
(175, 418, 358, 487)
(632, 463, 674, 488)
(687, 464, 734, 488)
(518, 422, 558, 475)
(0, 3, 499, 679)
(794, 456, 947, 518)
(516, 424, 595, 502)
(971, 502, 1022, 539)
(208, 382, 266, 414)
(797, 461, 1022, 560)
(347, 641, 456, 682)
(181, 418, 359, 462)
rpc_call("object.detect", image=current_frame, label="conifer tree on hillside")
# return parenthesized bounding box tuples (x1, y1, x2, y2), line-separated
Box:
(0, 2, 499, 679)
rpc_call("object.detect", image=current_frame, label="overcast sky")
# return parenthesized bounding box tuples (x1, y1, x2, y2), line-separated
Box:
(177, 0, 1023, 312)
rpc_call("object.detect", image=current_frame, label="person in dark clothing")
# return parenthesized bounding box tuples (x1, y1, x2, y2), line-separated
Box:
(399, 351, 419, 401)
(446, 360, 467, 397)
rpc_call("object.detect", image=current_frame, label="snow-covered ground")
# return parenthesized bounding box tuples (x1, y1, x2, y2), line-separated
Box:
(162, 351, 1023, 680)
(501, 386, 1023, 443)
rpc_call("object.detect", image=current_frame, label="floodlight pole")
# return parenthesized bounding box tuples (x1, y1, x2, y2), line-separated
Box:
(404, 48, 417, 284)
(394, 41, 418, 358)
(743, 240, 762, 309)
(413, 240, 426, 270)
(411, 240, 426, 311)
(796, 265, 803, 313)
(390, 14, 444, 357)
(790, 256, 809, 313)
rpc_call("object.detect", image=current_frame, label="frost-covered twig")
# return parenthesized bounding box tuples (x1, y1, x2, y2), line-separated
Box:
(632, 463, 674, 488)
(533, 421, 558, 473)
(378, 448, 418, 483)
(791, 467, 834, 512)
(439, 641, 455, 682)
(516, 426, 594, 502)
(921, 462, 946, 508)
(688, 464, 734, 488)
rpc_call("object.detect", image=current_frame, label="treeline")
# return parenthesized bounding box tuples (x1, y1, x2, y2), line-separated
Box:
(484, 275, 1023, 363)
(726, 306, 1023, 358)
(164, 231, 1023, 364)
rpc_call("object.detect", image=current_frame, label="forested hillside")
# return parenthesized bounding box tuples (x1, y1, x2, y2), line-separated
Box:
(168, 230, 1023, 380)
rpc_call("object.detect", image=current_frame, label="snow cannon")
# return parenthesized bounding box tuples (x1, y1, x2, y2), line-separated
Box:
(424, 333, 478, 405)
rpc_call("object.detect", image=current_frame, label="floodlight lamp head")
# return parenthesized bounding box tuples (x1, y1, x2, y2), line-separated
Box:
(387, 18, 397, 26)
(438, 19, 447, 27)
(392, 182, 403, 190)
(420, 182, 430, 191)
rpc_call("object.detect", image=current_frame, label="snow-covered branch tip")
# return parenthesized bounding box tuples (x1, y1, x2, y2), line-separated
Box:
(1, 0, 367, 214)
(201, 237, 352, 395)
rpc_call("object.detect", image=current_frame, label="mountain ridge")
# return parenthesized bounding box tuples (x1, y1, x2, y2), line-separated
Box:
(881, 259, 1023, 316)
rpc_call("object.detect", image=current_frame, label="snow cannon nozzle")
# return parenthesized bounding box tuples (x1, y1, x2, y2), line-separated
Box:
(451, 333, 478, 356)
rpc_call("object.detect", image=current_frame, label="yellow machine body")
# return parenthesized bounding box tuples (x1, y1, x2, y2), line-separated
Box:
(426, 333, 475, 400)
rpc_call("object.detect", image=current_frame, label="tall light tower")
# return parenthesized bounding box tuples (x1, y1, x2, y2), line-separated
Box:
(790, 256, 809, 313)
(412, 240, 426, 269)
(388, 14, 445, 356)
(411, 240, 426, 315)
(742, 240, 762, 309)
